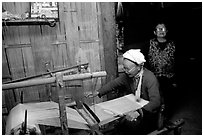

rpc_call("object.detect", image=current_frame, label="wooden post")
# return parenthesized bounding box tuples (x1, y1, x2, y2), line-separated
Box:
(55, 72, 69, 135)
(100, 2, 117, 100)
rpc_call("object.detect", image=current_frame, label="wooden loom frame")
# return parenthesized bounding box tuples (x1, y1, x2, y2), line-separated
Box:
(3, 71, 107, 134)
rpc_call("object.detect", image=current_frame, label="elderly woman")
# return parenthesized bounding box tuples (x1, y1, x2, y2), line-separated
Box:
(89, 49, 161, 134)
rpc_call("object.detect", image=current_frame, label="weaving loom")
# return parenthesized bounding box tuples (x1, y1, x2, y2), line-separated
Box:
(5, 94, 148, 135)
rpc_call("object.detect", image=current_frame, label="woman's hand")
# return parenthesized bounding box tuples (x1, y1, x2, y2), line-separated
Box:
(85, 91, 99, 98)
(125, 110, 140, 122)
(125, 109, 143, 122)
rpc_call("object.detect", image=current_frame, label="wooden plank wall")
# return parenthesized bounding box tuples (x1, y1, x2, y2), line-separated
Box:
(2, 2, 117, 134)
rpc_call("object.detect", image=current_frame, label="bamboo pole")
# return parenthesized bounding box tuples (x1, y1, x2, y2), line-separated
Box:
(2, 71, 107, 90)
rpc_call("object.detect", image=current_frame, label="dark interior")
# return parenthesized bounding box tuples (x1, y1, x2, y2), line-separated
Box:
(118, 2, 202, 134)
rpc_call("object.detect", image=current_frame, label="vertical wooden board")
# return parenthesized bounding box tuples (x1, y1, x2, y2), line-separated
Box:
(22, 47, 39, 102)
(2, 26, 11, 45)
(2, 2, 16, 13)
(74, 47, 89, 66)
(18, 26, 30, 44)
(95, 3, 107, 102)
(15, 3, 32, 85)
(18, 25, 30, 45)
(2, 26, 16, 45)
(6, 48, 25, 103)
(15, 2, 29, 14)
(7, 48, 25, 79)
(21, 47, 35, 76)
(29, 25, 49, 101)
(8, 3, 21, 44)
(52, 3, 71, 68)
(77, 42, 101, 72)
(29, 26, 49, 74)
(2, 115, 7, 134)
(62, 2, 74, 65)
(51, 45, 63, 70)
(76, 2, 99, 41)
(39, 36, 52, 102)
(29, 25, 41, 73)
(57, 2, 65, 38)
(2, 47, 11, 78)
(2, 0, 16, 45)
(100, 2, 117, 100)
(3, 89, 16, 111)
(2, 47, 17, 111)
(56, 2, 70, 42)
(58, 43, 71, 68)
(100, 2, 117, 81)
(51, 44, 70, 71)
(96, 3, 105, 71)
(2, 91, 6, 109)
(41, 26, 53, 65)
(36, 85, 48, 102)
(63, 2, 80, 66)
(2, 3, 21, 45)
(50, 44, 57, 69)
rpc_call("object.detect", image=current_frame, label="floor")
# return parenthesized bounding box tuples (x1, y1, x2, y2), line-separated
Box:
(168, 59, 202, 135)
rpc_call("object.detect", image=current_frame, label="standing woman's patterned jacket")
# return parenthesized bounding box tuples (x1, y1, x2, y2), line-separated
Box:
(148, 38, 176, 79)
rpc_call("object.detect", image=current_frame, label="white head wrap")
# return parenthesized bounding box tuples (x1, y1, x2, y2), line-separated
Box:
(123, 49, 146, 65)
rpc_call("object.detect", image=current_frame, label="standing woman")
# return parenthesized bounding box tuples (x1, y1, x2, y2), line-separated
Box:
(147, 23, 176, 118)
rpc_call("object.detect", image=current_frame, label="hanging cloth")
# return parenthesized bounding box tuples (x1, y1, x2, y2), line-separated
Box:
(116, 2, 124, 21)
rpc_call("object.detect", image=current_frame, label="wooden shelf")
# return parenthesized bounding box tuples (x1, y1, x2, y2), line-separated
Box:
(2, 18, 57, 27)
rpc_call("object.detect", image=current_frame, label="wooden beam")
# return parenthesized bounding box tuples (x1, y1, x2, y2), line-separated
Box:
(3, 63, 89, 84)
(99, 2, 117, 99)
(2, 71, 107, 90)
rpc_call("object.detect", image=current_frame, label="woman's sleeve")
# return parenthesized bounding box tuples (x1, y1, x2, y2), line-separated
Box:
(143, 74, 161, 113)
(98, 73, 128, 97)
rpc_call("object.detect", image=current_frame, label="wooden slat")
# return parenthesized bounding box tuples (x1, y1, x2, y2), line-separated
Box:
(7, 48, 25, 103)
(58, 3, 67, 38)
(76, 2, 99, 41)
(22, 47, 39, 102)
(78, 42, 101, 72)
(51, 44, 62, 70)
(63, 2, 79, 66)
(96, 3, 107, 102)
(2, 47, 11, 80)
(96, 3, 105, 71)
(10, 3, 21, 45)
(59, 43, 70, 68)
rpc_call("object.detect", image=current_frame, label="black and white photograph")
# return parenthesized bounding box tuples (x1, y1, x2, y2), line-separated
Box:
(2, 1, 202, 135)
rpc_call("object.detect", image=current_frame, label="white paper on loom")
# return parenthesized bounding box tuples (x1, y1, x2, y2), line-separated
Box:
(96, 94, 149, 116)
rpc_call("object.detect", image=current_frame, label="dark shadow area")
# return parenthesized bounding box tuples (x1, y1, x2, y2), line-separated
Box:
(118, 2, 202, 135)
